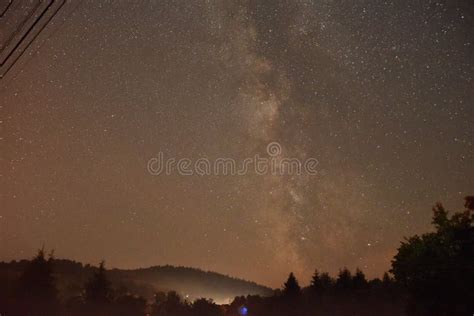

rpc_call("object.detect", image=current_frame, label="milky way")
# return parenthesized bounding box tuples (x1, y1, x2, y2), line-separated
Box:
(1, 0, 473, 287)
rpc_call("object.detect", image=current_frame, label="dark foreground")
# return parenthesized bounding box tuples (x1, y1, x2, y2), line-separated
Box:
(1, 197, 473, 316)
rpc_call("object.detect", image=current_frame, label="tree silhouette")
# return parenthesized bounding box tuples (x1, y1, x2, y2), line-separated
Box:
(381, 272, 392, 286)
(114, 294, 147, 316)
(282, 272, 301, 299)
(17, 248, 59, 315)
(464, 195, 474, 210)
(191, 298, 222, 316)
(151, 291, 189, 316)
(85, 261, 112, 305)
(309, 269, 321, 294)
(352, 268, 367, 290)
(391, 197, 474, 315)
(335, 268, 352, 291)
(309, 269, 333, 295)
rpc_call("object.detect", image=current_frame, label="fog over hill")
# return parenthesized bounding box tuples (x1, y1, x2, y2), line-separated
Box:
(0, 259, 273, 304)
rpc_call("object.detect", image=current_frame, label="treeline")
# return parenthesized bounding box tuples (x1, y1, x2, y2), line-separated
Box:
(227, 269, 405, 316)
(1, 196, 473, 316)
(0, 252, 404, 316)
(0, 259, 272, 302)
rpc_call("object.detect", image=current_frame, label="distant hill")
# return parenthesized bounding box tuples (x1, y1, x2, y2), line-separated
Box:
(0, 259, 273, 304)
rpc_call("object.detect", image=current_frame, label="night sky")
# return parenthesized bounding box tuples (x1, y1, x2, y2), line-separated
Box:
(1, 0, 473, 287)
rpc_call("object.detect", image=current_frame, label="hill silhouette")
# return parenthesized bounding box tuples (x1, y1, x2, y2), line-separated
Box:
(0, 259, 273, 304)
(1, 196, 472, 316)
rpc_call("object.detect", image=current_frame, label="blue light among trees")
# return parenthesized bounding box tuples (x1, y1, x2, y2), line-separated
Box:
(238, 306, 248, 315)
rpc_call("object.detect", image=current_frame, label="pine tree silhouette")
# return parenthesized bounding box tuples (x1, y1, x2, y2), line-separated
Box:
(282, 272, 301, 298)
(352, 268, 367, 290)
(17, 248, 59, 315)
(335, 268, 352, 291)
(309, 269, 333, 295)
(309, 269, 320, 291)
(85, 261, 111, 305)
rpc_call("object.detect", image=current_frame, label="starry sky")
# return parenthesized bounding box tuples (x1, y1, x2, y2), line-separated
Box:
(1, 0, 473, 287)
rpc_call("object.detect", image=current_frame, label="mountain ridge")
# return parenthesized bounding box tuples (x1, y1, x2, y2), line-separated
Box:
(0, 258, 274, 303)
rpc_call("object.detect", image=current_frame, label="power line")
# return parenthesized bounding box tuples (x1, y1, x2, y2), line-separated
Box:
(0, 0, 67, 79)
(0, 0, 13, 17)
